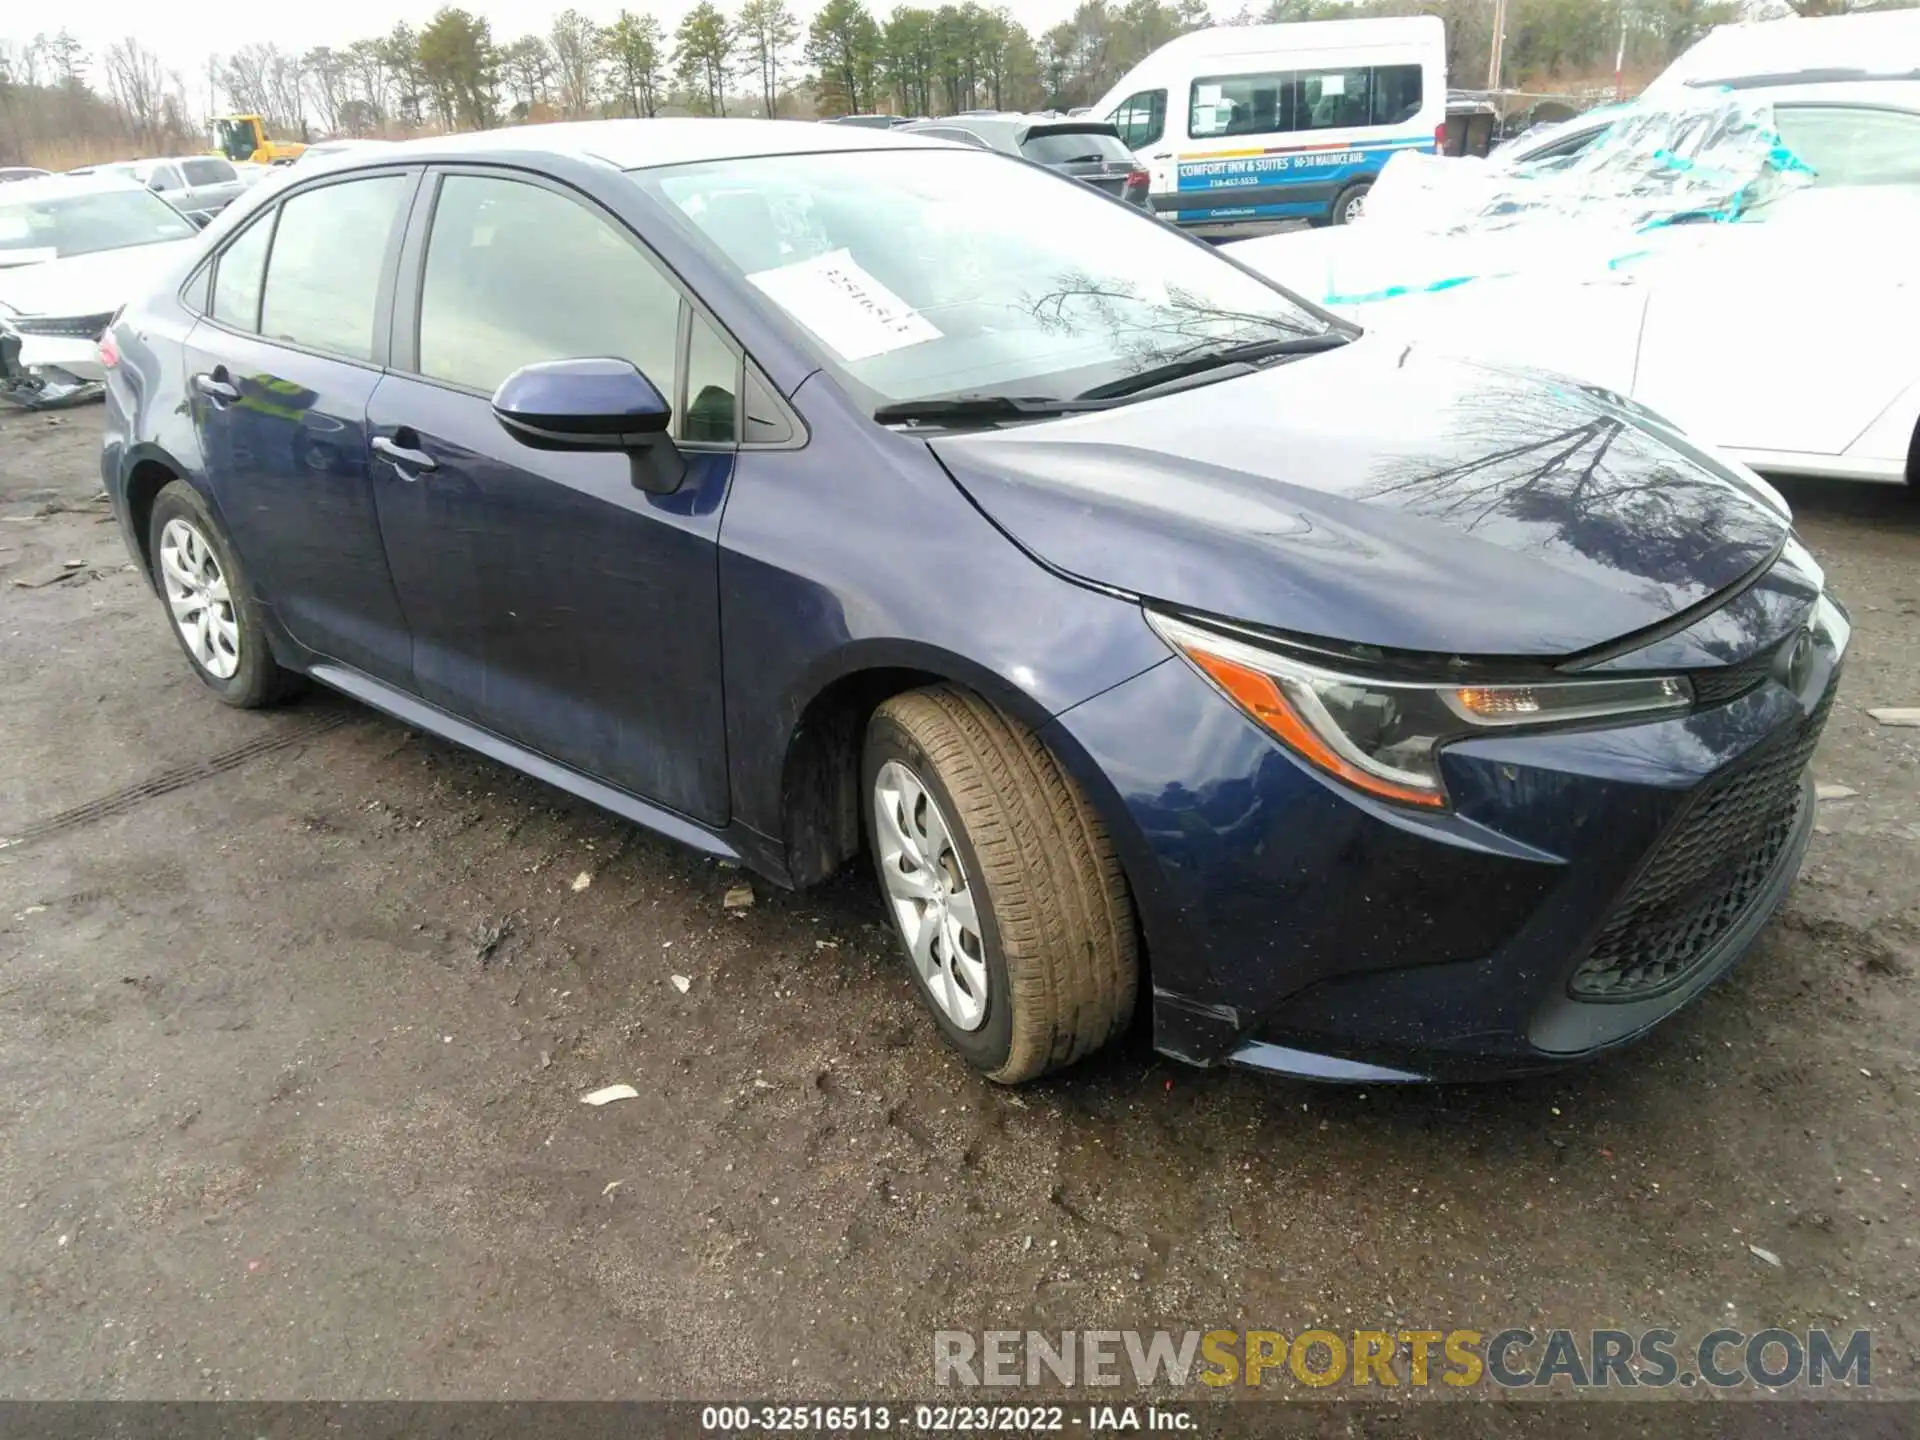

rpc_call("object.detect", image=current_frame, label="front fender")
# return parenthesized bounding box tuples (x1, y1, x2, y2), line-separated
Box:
(719, 375, 1171, 842)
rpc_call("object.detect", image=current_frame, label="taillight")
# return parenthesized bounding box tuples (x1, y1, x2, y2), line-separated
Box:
(1125, 167, 1150, 191)
(1434, 121, 1447, 153)
(97, 329, 120, 370)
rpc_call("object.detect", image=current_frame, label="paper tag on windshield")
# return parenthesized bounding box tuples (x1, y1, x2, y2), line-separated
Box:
(748, 249, 941, 362)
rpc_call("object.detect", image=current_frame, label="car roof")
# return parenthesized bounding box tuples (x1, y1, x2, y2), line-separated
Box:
(0, 170, 152, 200)
(927, 113, 1118, 132)
(904, 114, 1122, 148)
(325, 118, 946, 173)
(1684, 75, 1920, 104)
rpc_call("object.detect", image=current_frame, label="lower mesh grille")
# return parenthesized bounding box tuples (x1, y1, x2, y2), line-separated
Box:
(1569, 689, 1831, 1001)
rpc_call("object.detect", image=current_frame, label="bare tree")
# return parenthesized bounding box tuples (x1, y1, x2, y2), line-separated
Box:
(304, 47, 350, 134)
(103, 39, 169, 148)
(219, 44, 274, 120)
(549, 9, 601, 117)
(502, 35, 557, 114)
(345, 38, 391, 126)
(266, 47, 307, 136)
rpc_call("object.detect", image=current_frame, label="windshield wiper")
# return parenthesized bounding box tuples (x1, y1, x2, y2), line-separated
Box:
(872, 394, 1118, 427)
(1077, 331, 1354, 401)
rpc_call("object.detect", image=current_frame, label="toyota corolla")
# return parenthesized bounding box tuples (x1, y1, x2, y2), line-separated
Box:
(101, 121, 1846, 1084)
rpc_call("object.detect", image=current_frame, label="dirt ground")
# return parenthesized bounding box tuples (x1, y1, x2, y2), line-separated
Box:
(1, 403, 1916, 1405)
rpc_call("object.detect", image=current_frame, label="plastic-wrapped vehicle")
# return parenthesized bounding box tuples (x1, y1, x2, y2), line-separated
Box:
(0, 172, 200, 408)
(1228, 85, 1920, 486)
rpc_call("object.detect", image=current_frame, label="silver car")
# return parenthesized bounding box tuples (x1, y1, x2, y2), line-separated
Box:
(79, 156, 256, 225)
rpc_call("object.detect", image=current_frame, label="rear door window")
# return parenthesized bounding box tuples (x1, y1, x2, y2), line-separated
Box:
(414, 173, 683, 399)
(1297, 68, 1372, 132)
(1191, 63, 1426, 139)
(1020, 130, 1135, 164)
(259, 174, 408, 362)
(1370, 64, 1425, 126)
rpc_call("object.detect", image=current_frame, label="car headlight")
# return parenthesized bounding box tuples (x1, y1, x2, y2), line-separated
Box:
(1148, 612, 1693, 809)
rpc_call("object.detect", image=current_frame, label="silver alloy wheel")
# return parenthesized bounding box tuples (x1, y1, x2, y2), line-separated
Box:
(158, 517, 240, 680)
(873, 758, 989, 1031)
(1344, 189, 1368, 222)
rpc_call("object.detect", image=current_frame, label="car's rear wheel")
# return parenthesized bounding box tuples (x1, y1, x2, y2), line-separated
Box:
(148, 480, 299, 708)
(1331, 181, 1372, 225)
(863, 686, 1137, 1084)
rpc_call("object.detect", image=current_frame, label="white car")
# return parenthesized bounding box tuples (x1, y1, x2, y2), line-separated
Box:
(0, 172, 200, 407)
(1228, 81, 1920, 486)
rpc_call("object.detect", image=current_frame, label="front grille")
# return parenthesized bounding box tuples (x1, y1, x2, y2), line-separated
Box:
(9, 312, 114, 340)
(1689, 652, 1774, 707)
(1569, 686, 1831, 1001)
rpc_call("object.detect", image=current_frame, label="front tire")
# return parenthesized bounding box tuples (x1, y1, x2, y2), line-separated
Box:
(863, 686, 1138, 1084)
(148, 480, 299, 708)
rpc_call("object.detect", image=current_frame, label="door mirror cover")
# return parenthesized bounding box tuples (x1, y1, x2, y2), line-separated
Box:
(491, 357, 672, 452)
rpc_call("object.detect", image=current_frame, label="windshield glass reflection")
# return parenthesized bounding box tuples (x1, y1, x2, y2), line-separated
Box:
(637, 149, 1326, 408)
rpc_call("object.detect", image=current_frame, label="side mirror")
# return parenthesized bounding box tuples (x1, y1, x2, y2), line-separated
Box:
(187, 211, 212, 229)
(492, 357, 683, 494)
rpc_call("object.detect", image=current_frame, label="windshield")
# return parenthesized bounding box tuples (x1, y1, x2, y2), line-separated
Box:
(636, 148, 1326, 409)
(211, 119, 256, 162)
(0, 187, 197, 260)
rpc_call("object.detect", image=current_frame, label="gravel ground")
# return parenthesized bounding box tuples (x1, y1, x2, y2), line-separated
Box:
(0, 403, 1916, 1405)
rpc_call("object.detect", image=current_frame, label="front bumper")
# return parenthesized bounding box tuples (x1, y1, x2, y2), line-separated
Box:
(1050, 595, 1844, 1083)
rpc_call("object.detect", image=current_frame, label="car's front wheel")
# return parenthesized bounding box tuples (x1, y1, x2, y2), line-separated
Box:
(1332, 181, 1372, 225)
(148, 480, 299, 708)
(863, 686, 1138, 1084)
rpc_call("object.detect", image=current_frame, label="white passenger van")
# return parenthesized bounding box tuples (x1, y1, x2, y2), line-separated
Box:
(1094, 17, 1447, 231)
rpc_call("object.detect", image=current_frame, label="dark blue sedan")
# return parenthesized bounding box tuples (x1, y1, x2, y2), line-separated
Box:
(100, 120, 1848, 1085)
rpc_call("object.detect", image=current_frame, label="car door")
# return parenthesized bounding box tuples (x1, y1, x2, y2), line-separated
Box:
(182, 168, 419, 685)
(180, 157, 245, 216)
(1631, 139, 1920, 460)
(364, 168, 739, 826)
(1108, 88, 1172, 208)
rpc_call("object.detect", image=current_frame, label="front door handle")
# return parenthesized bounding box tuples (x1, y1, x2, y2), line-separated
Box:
(191, 371, 238, 405)
(1149, 151, 1173, 160)
(372, 433, 438, 478)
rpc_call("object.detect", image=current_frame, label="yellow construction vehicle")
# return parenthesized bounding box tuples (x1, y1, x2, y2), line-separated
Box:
(207, 115, 307, 166)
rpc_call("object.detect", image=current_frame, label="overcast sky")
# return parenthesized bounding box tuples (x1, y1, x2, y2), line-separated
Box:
(9, 0, 1105, 99)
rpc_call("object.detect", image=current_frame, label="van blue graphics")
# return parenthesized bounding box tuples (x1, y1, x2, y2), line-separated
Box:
(1168, 135, 1435, 222)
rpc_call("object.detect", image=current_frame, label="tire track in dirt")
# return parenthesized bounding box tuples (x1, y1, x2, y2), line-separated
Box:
(0, 710, 356, 851)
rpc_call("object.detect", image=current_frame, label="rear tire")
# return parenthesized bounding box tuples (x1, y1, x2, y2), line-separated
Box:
(148, 480, 301, 708)
(863, 686, 1138, 1084)
(1331, 181, 1372, 225)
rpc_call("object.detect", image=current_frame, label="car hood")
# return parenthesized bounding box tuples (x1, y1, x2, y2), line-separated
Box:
(0, 240, 192, 317)
(928, 334, 1791, 658)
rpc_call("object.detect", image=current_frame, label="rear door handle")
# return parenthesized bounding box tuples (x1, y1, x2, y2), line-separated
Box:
(191, 371, 238, 404)
(372, 433, 438, 477)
